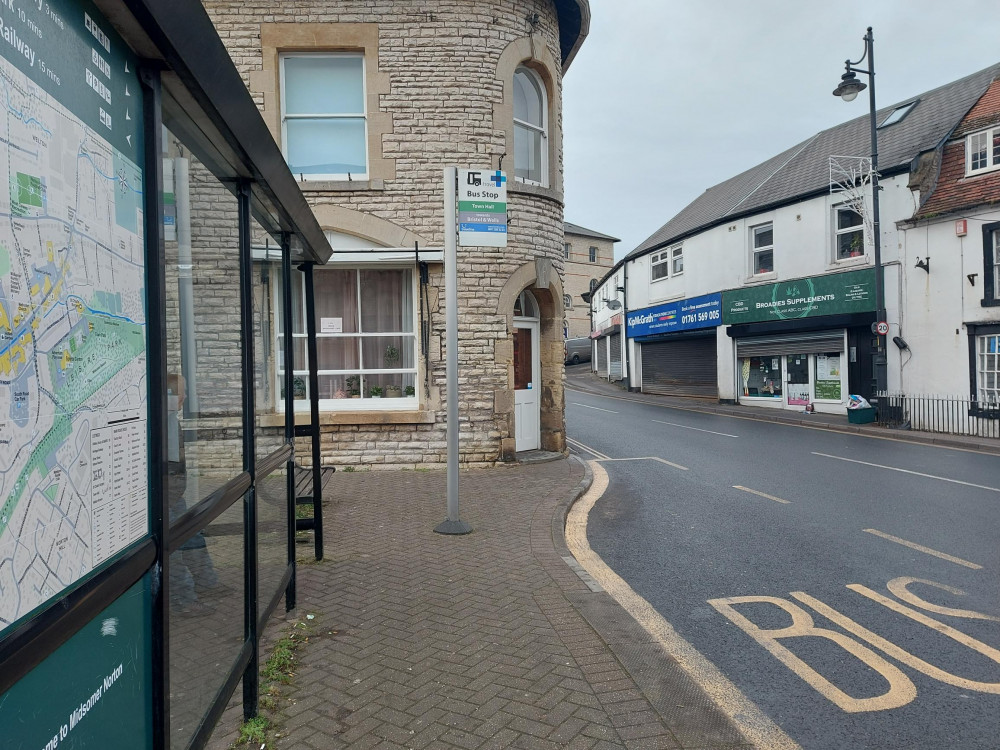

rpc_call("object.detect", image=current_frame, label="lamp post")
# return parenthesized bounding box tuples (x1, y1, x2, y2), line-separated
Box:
(832, 26, 887, 397)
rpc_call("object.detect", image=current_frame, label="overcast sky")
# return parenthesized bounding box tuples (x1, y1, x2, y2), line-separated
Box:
(563, 1, 1000, 260)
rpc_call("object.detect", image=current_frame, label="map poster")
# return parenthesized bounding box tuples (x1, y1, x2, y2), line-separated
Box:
(0, 0, 147, 637)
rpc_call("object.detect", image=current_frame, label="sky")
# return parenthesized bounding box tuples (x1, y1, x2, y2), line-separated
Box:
(562, 1, 1000, 261)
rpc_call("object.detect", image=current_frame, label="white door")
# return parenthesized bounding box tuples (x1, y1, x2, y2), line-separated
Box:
(514, 321, 540, 451)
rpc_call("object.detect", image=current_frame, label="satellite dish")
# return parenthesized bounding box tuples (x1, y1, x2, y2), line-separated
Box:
(606, 299, 622, 310)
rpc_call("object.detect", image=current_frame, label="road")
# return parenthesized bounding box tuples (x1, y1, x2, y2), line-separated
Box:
(565, 381, 1000, 750)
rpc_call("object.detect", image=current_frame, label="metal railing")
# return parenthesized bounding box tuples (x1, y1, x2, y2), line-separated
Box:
(875, 392, 1000, 438)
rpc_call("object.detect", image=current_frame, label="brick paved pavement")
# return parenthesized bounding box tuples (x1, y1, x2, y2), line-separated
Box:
(208, 456, 751, 749)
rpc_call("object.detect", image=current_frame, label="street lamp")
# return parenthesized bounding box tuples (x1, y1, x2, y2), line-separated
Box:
(833, 26, 887, 397)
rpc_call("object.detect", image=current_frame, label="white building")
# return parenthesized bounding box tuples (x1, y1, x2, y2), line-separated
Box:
(592, 63, 1000, 416)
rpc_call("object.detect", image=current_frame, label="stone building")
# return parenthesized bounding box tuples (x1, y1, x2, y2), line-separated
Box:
(195, 0, 591, 467)
(563, 221, 618, 339)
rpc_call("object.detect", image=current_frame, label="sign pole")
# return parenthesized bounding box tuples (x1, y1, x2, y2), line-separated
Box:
(435, 167, 472, 535)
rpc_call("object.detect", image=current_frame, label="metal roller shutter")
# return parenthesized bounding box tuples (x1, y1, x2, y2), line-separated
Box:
(596, 338, 608, 378)
(609, 333, 623, 381)
(736, 331, 845, 357)
(641, 337, 717, 398)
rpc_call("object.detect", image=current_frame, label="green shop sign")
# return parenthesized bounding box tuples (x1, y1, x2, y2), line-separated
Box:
(722, 268, 876, 325)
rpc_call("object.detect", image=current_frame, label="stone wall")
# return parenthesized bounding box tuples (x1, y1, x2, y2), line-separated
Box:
(201, 0, 570, 467)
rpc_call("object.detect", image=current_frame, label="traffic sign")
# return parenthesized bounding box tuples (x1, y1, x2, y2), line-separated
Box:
(876, 321, 889, 336)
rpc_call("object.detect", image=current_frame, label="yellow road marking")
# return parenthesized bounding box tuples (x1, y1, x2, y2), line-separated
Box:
(710, 594, 916, 713)
(863, 528, 982, 569)
(733, 485, 791, 504)
(886, 577, 1000, 622)
(813, 452, 1000, 493)
(567, 461, 800, 749)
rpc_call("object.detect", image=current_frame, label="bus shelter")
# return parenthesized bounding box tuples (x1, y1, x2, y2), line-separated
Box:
(0, 0, 332, 746)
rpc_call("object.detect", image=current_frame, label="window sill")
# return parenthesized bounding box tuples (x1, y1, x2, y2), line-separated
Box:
(649, 290, 684, 304)
(965, 164, 1000, 179)
(259, 410, 436, 428)
(981, 298, 1000, 308)
(295, 179, 385, 192)
(830, 256, 869, 269)
(745, 272, 777, 284)
(509, 181, 563, 205)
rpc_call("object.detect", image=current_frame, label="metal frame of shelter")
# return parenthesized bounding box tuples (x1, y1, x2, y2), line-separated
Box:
(0, 0, 331, 746)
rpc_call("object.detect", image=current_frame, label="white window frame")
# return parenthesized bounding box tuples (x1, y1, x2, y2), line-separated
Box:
(279, 52, 369, 181)
(751, 223, 774, 276)
(275, 262, 418, 412)
(977, 334, 1000, 405)
(878, 101, 916, 128)
(833, 205, 865, 261)
(564, 242, 570, 259)
(966, 125, 1000, 176)
(650, 244, 682, 282)
(513, 66, 548, 187)
(589, 246, 597, 263)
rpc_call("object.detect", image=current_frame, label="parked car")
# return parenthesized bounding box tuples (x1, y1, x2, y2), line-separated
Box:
(564, 337, 592, 365)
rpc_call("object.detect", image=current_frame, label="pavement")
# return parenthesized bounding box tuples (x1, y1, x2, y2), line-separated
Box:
(208, 453, 752, 749)
(203, 371, 998, 750)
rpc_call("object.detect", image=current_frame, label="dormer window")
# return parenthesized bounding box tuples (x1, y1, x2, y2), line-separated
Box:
(966, 126, 1000, 176)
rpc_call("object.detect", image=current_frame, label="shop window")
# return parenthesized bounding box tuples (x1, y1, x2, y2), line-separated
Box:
(835, 206, 865, 260)
(513, 66, 547, 186)
(977, 334, 1000, 405)
(751, 223, 773, 275)
(280, 53, 368, 179)
(983, 222, 1000, 306)
(966, 125, 1000, 176)
(739, 356, 782, 398)
(276, 267, 417, 409)
(814, 352, 843, 401)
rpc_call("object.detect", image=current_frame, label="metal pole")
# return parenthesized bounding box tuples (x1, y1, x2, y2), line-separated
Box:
(301, 262, 324, 558)
(435, 167, 471, 535)
(174, 156, 199, 415)
(281, 234, 296, 611)
(866, 27, 888, 397)
(237, 181, 259, 720)
(139, 64, 169, 750)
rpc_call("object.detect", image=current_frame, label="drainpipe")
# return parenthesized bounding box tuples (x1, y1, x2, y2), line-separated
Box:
(618, 270, 630, 391)
(174, 156, 199, 416)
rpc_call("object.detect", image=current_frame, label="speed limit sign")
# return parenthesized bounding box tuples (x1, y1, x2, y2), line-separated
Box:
(876, 321, 889, 336)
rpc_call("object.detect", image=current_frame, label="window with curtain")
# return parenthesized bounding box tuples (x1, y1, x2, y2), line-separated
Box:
(280, 53, 368, 179)
(276, 267, 417, 409)
(513, 66, 547, 186)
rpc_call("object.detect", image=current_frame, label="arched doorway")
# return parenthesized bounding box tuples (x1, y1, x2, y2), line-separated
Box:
(513, 290, 541, 451)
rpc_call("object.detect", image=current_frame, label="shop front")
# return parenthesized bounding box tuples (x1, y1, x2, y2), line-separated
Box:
(723, 270, 877, 413)
(629, 293, 722, 398)
(591, 316, 622, 380)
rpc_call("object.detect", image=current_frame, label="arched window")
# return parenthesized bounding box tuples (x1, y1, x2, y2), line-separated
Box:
(563, 294, 573, 310)
(589, 279, 599, 294)
(513, 66, 547, 186)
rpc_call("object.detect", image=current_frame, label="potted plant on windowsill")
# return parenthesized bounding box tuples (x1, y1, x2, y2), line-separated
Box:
(346, 375, 361, 398)
(369, 385, 383, 399)
(404, 385, 415, 397)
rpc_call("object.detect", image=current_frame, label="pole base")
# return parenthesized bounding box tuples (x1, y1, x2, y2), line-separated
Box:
(434, 519, 473, 535)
